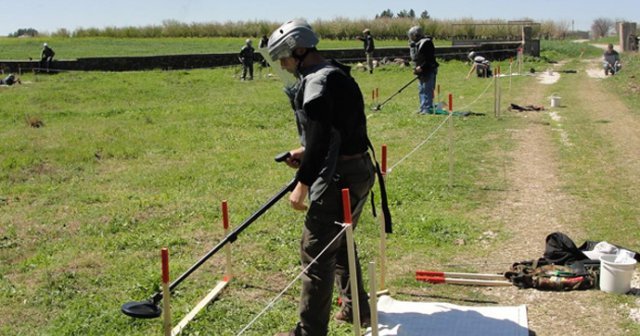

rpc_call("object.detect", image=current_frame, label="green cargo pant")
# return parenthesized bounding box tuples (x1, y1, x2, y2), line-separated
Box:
(295, 154, 374, 336)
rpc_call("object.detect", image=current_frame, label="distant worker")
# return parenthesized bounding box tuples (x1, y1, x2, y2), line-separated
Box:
(258, 35, 270, 69)
(466, 51, 492, 79)
(356, 28, 375, 74)
(603, 43, 621, 76)
(0, 73, 21, 86)
(408, 25, 439, 114)
(239, 39, 255, 80)
(41, 43, 55, 71)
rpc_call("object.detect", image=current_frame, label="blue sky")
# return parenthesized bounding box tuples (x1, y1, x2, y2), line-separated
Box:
(2, 0, 638, 36)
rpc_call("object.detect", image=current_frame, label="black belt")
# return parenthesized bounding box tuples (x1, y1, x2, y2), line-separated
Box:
(338, 152, 368, 161)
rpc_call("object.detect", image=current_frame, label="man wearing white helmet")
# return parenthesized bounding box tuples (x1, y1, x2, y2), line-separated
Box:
(408, 25, 439, 114)
(356, 28, 375, 74)
(266, 19, 391, 336)
(239, 39, 255, 80)
(40, 42, 55, 71)
(466, 51, 492, 78)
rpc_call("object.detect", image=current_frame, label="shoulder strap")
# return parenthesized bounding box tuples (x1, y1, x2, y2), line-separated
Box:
(366, 137, 393, 233)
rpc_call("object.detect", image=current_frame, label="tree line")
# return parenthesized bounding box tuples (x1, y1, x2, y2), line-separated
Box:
(8, 17, 622, 40)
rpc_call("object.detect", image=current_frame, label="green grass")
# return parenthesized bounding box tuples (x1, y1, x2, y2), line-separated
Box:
(1, 40, 638, 335)
(0, 37, 446, 60)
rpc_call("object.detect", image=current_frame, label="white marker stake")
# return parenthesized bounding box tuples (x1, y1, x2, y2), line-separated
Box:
(342, 188, 360, 336)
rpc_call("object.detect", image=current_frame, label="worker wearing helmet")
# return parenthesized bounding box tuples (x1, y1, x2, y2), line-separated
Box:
(40, 42, 55, 71)
(268, 19, 390, 336)
(466, 50, 493, 78)
(408, 25, 439, 114)
(239, 38, 255, 80)
(356, 28, 375, 74)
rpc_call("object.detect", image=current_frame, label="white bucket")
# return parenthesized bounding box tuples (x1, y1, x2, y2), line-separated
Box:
(550, 95, 561, 108)
(599, 254, 637, 294)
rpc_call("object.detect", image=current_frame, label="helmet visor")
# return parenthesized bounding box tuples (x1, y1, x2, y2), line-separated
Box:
(258, 47, 298, 88)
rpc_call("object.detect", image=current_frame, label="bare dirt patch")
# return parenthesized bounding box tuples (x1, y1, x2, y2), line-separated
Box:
(452, 60, 639, 335)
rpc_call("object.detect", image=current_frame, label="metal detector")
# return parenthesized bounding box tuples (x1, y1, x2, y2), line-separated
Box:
(121, 176, 297, 319)
(372, 76, 419, 111)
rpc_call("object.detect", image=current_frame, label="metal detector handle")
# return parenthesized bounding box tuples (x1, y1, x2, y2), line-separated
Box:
(150, 178, 297, 304)
(274, 151, 291, 162)
(375, 76, 419, 110)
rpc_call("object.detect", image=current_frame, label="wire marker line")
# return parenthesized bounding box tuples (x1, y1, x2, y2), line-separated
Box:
(236, 224, 349, 335)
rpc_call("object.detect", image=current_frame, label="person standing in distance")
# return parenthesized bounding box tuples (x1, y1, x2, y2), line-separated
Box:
(266, 19, 382, 336)
(357, 28, 375, 74)
(40, 42, 55, 71)
(239, 39, 255, 80)
(408, 26, 439, 114)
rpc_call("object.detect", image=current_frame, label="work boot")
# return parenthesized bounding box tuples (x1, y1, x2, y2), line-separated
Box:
(334, 310, 372, 328)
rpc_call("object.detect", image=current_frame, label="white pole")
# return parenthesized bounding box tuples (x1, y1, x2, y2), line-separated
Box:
(369, 262, 379, 336)
(222, 201, 232, 281)
(341, 189, 360, 336)
(378, 145, 387, 291)
(161, 248, 172, 336)
(448, 94, 454, 189)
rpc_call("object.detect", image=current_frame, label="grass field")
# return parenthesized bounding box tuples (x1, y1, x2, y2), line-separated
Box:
(0, 37, 449, 60)
(1, 40, 637, 335)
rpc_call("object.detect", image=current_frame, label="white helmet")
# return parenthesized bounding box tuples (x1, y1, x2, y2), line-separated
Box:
(468, 51, 476, 60)
(43, 42, 48, 47)
(407, 26, 423, 41)
(266, 19, 318, 61)
(245, 39, 252, 45)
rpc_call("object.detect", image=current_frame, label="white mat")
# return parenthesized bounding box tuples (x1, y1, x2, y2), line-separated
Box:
(365, 296, 528, 336)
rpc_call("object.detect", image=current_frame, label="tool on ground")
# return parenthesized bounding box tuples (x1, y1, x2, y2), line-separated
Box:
(121, 178, 297, 319)
(415, 270, 511, 287)
(372, 76, 419, 111)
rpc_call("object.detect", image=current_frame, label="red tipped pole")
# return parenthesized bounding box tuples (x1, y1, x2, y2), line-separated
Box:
(381, 144, 387, 176)
(162, 248, 170, 284)
(161, 248, 171, 336)
(341, 188, 352, 225)
(341, 188, 360, 333)
(222, 200, 232, 282)
(222, 200, 229, 230)
(448, 93, 453, 112)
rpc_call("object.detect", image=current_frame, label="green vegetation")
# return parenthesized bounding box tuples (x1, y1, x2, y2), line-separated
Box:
(0, 37, 426, 60)
(1, 39, 638, 335)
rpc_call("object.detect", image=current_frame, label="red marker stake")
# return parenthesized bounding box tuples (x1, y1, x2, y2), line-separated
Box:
(381, 144, 387, 176)
(161, 248, 171, 336)
(222, 201, 232, 282)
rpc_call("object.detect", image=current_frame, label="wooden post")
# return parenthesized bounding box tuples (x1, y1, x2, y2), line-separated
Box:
(222, 200, 232, 282)
(378, 145, 387, 291)
(376, 87, 379, 103)
(161, 248, 172, 336)
(497, 65, 501, 118)
(369, 262, 379, 336)
(341, 188, 360, 336)
(448, 94, 454, 189)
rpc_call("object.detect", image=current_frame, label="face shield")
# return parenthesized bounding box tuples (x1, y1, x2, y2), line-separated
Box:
(258, 46, 299, 90)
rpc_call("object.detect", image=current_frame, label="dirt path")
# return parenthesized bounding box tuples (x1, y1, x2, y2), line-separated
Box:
(461, 59, 639, 335)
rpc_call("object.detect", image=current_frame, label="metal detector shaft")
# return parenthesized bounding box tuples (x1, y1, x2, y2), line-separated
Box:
(375, 76, 419, 110)
(149, 178, 297, 304)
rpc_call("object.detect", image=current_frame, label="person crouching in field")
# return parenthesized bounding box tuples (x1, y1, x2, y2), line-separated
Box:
(0, 73, 21, 86)
(466, 51, 493, 78)
(603, 44, 622, 76)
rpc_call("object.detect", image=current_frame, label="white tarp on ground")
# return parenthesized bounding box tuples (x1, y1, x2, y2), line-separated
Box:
(364, 296, 529, 336)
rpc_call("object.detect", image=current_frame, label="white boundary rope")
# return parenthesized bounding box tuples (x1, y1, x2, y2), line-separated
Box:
(388, 114, 451, 173)
(236, 224, 349, 335)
